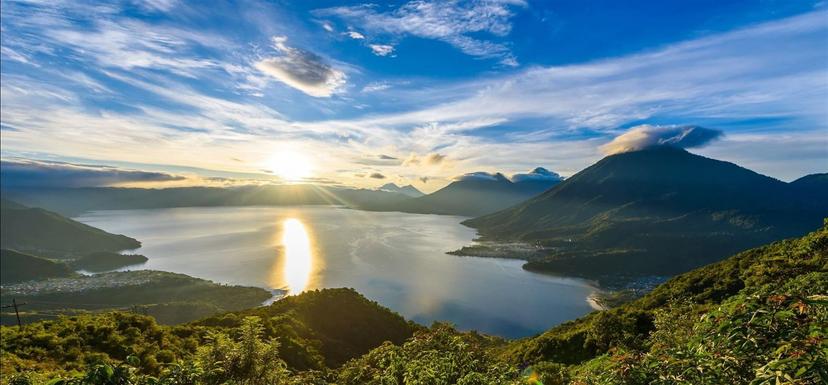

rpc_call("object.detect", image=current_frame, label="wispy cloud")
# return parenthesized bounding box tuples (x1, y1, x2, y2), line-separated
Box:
(362, 81, 391, 93)
(343, 11, 828, 133)
(0, 1, 825, 190)
(316, 0, 524, 65)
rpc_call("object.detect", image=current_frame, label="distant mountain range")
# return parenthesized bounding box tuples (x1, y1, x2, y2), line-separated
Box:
(1, 168, 563, 218)
(378, 183, 424, 197)
(364, 167, 564, 217)
(0, 198, 140, 256)
(1, 185, 412, 217)
(464, 147, 827, 277)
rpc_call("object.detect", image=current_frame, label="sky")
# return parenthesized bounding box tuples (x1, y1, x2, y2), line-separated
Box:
(1, 0, 826, 192)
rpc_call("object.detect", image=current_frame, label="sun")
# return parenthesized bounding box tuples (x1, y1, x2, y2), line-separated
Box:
(266, 150, 314, 182)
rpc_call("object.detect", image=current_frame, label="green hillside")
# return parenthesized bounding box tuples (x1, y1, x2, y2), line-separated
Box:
(3, 223, 825, 384)
(0, 249, 76, 284)
(502, 219, 828, 367)
(193, 288, 419, 370)
(0, 200, 140, 256)
(1, 288, 417, 379)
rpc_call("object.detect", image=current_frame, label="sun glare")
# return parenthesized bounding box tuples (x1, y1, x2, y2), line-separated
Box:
(281, 218, 313, 295)
(267, 151, 313, 182)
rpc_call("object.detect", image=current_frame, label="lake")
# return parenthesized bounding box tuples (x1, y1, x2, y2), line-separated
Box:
(76, 206, 599, 338)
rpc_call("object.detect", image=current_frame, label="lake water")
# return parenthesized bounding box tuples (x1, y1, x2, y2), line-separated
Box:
(76, 206, 598, 338)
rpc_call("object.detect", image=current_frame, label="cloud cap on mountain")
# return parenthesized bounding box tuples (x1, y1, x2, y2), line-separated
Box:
(602, 125, 724, 155)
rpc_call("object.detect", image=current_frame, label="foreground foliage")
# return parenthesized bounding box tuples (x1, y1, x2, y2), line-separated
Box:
(2, 224, 826, 384)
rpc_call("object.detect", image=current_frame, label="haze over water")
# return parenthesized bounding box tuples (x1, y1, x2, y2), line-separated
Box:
(77, 206, 598, 338)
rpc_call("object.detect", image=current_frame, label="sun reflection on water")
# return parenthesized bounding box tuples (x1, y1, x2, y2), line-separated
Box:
(281, 218, 313, 295)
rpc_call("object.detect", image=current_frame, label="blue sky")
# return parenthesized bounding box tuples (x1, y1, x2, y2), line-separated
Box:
(1, 0, 826, 191)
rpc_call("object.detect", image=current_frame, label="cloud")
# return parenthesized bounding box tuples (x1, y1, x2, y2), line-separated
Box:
(369, 44, 395, 56)
(322, 22, 334, 32)
(402, 154, 420, 166)
(0, 158, 185, 188)
(601, 125, 724, 155)
(511, 167, 563, 183)
(333, 11, 827, 136)
(345, 31, 365, 39)
(403, 152, 446, 166)
(455, 171, 508, 182)
(315, 0, 525, 64)
(369, 172, 386, 179)
(1, 3, 825, 189)
(254, 36, 347, 97)
(354, 154, 401, 165)
(136, 0, 179, 12)
(425, 153, 445, 164)
(362, 81, 391, 93)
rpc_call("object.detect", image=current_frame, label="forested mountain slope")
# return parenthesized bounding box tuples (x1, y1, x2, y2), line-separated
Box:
(465, 147, 827, 277)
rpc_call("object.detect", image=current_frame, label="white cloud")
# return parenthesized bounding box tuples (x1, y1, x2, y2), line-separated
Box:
(322, 21, 334, 32)
(362, 81, 391, 93)
(316, 0, 525, 62)
(255, 36, 347, 98)
(369, 44, 395, 56)
(45, 19, 228, 77)
(346, 31, 365, 39)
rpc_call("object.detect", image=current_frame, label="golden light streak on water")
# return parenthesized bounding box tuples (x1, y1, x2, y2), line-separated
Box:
(281, 218, 313, 295)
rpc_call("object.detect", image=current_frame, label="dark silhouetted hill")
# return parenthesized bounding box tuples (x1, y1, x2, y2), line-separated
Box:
(0, 199, 140, 256)
(0, 249, 76, 284)
(376, 169, 562, 216)
(1, 185, 411, 216)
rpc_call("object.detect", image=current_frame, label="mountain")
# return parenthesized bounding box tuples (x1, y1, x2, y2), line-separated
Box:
(464, 147, 827, 277)
(0, 199, 140, 256)
(378, 183, 424, 197)
(0, 171, 560, 218)
(378, 168, 562, 217)
(0, 249, 76, 284)
(1, 185, 411, 216)
(790, 173, 828, 202)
